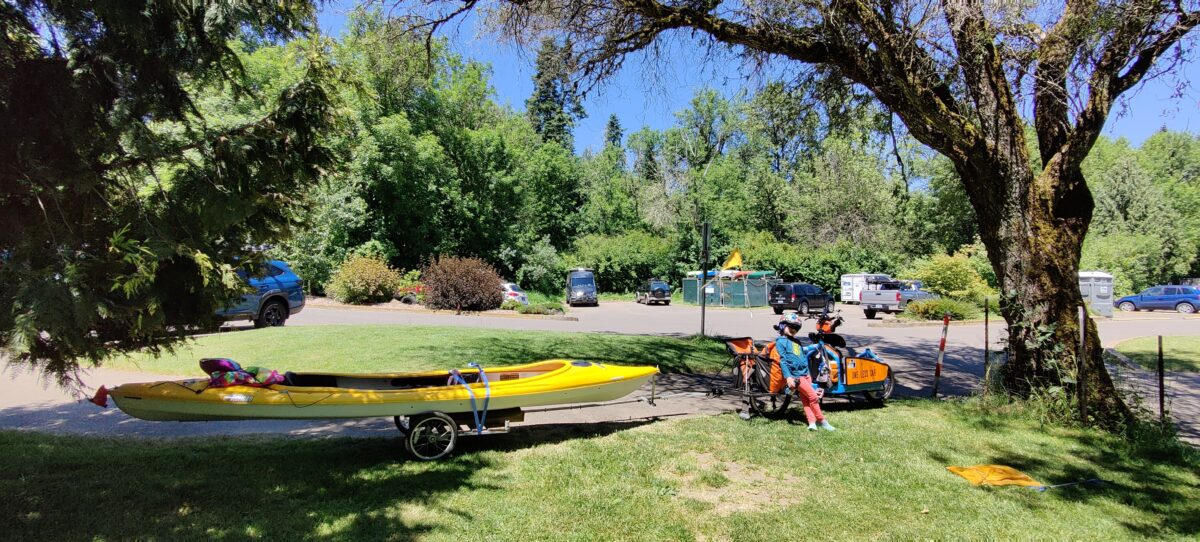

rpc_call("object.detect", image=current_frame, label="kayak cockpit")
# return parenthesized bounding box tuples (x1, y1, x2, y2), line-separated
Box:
(278, 360, 571, 391)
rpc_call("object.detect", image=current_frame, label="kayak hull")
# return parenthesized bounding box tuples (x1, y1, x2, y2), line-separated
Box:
(110, 360, 657, 422)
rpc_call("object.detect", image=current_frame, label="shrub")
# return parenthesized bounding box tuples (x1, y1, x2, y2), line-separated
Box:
(516, 302, 565, 315)
(325, 255, 404, 304)
(500, 300, 523, 311)
(515, 236, 565, 294)
(904, 252, 993, 302)
(423, 256, 504, 313)
(566, 232, 675, 293)
(395, 269, 423, 298)
(904, 298, 981, 321)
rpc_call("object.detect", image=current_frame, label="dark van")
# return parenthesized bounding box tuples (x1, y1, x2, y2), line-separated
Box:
(566, 268, 598, 306)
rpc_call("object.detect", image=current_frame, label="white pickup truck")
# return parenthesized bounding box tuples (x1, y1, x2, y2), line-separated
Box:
(858, 281, 937, 319)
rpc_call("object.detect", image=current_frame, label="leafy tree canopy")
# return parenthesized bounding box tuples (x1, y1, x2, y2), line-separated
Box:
(0, 0, 335, 385)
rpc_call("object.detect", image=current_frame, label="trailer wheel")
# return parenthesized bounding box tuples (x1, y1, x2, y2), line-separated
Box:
(750, 363, 791, 418)
(393, 415, 410, 437)
(863, 369, 895, 405)
(404, 412, 458, 461)
(863, 309, 877, 320)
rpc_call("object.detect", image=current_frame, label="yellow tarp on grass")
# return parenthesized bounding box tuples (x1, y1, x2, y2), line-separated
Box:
(947, 465, 1044, 487)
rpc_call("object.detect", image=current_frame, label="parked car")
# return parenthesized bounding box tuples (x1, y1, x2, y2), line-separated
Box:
(1116, 285, 1200, 313)
(217, 260, 305, 327)
(502, 282, 530, 305)
(635, 279, 672, 305)
(858, 280, 936, 319)
(566, 268, 598, 306)
(769, 283, 834, 315)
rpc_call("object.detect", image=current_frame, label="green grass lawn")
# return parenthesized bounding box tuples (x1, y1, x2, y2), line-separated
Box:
(1116, 336, 1200, 372)
(106, 325, 727, 375)
(2, 399, 1196, 540)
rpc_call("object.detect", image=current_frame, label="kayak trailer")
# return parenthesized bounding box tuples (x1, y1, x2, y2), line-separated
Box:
(94, 359, 661, 461)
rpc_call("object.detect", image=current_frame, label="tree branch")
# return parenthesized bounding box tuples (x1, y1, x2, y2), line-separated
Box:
(1034, 0, 1096, 164)
(1065, 7, 1200, 171)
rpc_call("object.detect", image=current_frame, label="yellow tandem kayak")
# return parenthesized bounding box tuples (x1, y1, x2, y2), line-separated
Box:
(109, 360, 659, 422)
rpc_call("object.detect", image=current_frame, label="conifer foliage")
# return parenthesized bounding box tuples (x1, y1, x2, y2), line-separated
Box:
(525, 37, 585, 148)
(0, 1, 335, 385)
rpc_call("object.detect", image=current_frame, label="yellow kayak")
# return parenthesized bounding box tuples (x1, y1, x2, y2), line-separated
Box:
(109, 360, 658, 422)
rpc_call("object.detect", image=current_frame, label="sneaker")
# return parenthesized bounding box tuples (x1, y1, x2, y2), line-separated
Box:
(738, 410, 752, 421)
(819, 421, 836, 432)
(807, 423, 818, 431)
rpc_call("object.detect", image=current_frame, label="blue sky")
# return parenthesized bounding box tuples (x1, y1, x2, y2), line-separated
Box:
(318, 4, 1199, 156)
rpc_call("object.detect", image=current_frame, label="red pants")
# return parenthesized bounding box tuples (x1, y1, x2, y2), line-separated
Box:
(792, 376, 825, 425)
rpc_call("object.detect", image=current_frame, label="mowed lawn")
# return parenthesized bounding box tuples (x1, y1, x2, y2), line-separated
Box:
(106, 325, 728, 375)
(2, 399, 1197, 540)
(1115, 336, 1200, 372)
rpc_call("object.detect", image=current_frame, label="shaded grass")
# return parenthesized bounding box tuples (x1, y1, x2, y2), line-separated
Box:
(106, 325, 727, 375)
(2, 399, 1197, 540)
(1116, 336, 1200, 372)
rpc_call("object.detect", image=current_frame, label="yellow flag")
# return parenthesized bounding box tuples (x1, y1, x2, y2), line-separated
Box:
(722, 249, 743, 270)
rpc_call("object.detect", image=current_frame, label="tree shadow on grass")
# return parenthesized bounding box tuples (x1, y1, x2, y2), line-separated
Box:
(928, 431, 1200, 538)
(0, 419, 659, 540)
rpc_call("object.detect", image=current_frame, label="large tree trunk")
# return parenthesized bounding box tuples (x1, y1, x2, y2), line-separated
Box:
(960, 149, 1129, 426)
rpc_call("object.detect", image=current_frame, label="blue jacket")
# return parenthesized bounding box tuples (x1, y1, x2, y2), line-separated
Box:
(775, 336, 816, 379)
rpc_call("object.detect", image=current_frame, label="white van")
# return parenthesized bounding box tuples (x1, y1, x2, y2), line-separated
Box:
(839, 273, 892, 304)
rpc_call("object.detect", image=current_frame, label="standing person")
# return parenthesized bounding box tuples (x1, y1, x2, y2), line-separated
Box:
(775, 312, 836, 431)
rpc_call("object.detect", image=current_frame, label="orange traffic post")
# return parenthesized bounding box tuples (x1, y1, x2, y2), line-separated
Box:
(932, 313, 950, 397)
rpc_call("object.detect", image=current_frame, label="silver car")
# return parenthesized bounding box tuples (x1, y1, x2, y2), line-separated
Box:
(502, 282, 530, 305)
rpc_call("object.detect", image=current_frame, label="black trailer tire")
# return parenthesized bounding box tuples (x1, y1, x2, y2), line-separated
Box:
(750, 362, 792, 418)
(393, 416, 409, 437)
(773, 306, 783, 315)
(864, 309, 877, 320)
(404, 412, 458, 461)
(863, 369, 895, 405)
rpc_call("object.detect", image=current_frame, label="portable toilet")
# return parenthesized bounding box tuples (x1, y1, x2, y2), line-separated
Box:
(1078, 271, 1114, 317)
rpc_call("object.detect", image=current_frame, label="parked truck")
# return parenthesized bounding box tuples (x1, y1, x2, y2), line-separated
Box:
(839, 273, 893, 304)
(858, 280, 936, 319)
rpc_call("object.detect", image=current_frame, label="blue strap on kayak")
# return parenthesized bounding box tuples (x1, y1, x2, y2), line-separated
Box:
(469, 362, 491, 432)
(449, 363, 491, 435)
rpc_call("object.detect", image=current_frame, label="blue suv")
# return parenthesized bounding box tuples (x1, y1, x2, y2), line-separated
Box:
(1116, 285, 1200, 314)
(217, 260, 305, 327)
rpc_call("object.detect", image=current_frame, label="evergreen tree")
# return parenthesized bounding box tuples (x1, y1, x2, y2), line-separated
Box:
(525, 38, 585, 148)
(604, 114, 623, 147)
(0, 0, 335, 384)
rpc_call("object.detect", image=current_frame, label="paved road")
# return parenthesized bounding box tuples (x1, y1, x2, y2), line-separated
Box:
(2, 301, 1196, 442)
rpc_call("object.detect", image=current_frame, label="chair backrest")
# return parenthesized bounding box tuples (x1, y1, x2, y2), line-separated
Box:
(757, 342, 786, 393)
(758, 341, 779, 360)
(723, 337, 757, 357)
